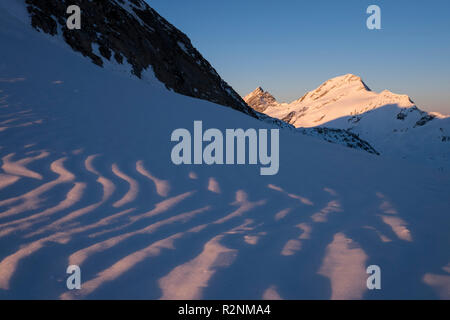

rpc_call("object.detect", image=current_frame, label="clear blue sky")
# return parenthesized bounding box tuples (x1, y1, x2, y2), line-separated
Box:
(148, 0, 450, 114)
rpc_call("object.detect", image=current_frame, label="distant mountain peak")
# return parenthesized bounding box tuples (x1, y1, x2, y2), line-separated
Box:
(247, 86, 271, 96)
(289, 74, 370, 105)
(318, 73, 370, 92)
(247, 74, 422, 128)
(243, 87, 277, 112)
(328, 74, 368, 87)
(244, 74, 450, 167)
(245, 74, 431, 128)
(341, 73, 362, 81)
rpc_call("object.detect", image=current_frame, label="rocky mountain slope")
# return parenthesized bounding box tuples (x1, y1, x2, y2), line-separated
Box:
(243, 87, 278, 113)
(24, 0, 256, 117)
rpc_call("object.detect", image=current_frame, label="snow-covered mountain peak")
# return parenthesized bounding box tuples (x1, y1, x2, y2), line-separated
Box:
(245, 74, 450, 168)
(245, 86, 273, 99)
(248, 74, 420, 129)
(316, 73, 369, 90)
(325, 73, 366, 87)
(292, 74, 370, 105)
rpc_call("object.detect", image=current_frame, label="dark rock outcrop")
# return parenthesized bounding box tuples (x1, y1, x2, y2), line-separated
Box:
(281, 111, 296, 124)
(299, 127, 380, 155)
(414, 114, 435, 127)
